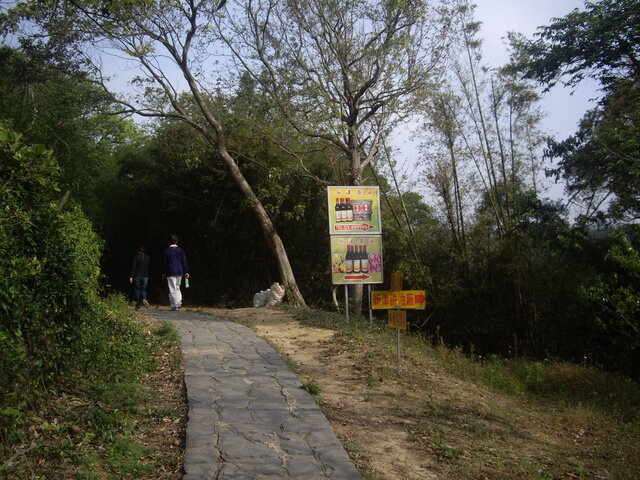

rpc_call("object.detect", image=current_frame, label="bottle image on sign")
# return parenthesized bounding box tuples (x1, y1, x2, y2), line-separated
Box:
(361, 245, 369, 273)
(334, 197, 341, 223)
(346, 197, 354, 222)
(353, 245, 361, 273)
(345, 245, 354, 274)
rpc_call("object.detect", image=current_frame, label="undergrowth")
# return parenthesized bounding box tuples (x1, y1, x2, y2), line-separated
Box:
(0, 295, 184, 479)
(289, 305, 640, 479)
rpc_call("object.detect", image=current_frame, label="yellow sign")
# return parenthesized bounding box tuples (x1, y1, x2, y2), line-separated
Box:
(371, 290, 426, 310)
(388, 309, 407, 330)
(330, 235, 383, 285)
(327, 186, 381, 235)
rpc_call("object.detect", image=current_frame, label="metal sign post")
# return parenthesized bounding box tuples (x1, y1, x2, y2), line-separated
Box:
(368, 285, 372, 326)
(388, 309, 406, 374)
(345, 285, 349, 325)
(397, 328, 401, 375)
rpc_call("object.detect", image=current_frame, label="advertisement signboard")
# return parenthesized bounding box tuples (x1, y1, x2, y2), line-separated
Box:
(330, 235, 383, 285)
(327, 186, 381, 235)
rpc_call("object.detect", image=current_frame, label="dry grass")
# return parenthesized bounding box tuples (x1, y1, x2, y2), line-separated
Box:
(5, 305, 639, 480)
(268, 306, 640, 480)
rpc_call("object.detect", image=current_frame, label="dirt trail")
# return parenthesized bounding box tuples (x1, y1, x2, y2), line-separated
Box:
(202, 307, 436, 480)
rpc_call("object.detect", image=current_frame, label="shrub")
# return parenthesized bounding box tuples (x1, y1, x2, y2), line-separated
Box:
(0, 125, 104, 437)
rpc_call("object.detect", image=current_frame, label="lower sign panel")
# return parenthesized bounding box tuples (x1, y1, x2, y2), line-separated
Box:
(388, 310, 407, 330)
(330, 235, 383, 284)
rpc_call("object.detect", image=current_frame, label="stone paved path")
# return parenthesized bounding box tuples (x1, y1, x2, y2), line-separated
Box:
(148, 308, 362, 480)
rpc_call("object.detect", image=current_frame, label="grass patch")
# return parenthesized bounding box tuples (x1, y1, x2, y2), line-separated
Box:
(1, 295, 186, 479)
(106, 435, 153, 477)
(289, 307, 640, 480)
(301, 378, 323, 402)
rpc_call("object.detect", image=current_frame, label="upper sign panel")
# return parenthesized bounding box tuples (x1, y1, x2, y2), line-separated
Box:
(327, 186, 381, 235)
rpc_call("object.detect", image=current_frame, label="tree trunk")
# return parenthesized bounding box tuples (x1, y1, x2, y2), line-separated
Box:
(218, 148, 308, 308)
(188, 81, 308, 308)
(348, 129, 365, 315)
(350, 283, 364, 316)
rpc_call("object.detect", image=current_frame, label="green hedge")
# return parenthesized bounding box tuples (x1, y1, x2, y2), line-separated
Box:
(0, 124, 103, 414)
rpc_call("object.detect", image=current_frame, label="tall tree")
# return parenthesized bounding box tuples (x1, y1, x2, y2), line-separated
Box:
(216, 0, 447, 312)
(508, 0, 640, 222)
(420, 0, 545, 251)
(3, 0, 309, 306)
(507, 0, 640, 373)
(418, 0, 551, 357)
(0, 45, 130, 219)
(218, 0, 446, 185)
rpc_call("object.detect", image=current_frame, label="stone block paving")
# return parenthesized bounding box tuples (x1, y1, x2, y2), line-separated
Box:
(148, 309, 362, 480)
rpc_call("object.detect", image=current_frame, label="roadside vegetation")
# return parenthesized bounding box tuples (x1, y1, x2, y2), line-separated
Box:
(0, 126, 186, 479)
(2, 0, 640, 477)
(0, 296, 186, 480)
(283, 307, 640, 480)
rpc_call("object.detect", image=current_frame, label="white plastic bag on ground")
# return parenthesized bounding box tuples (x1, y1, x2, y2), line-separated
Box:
(253, 289, 271, 308)
(253, 282, 285, 308)
(267, 282, 285, 307)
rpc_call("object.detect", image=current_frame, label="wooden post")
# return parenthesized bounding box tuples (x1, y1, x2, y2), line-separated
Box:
(390, 273, 404, 374)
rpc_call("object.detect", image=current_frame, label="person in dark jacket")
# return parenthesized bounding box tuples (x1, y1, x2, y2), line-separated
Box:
(162, 234, 189, 311)
(129, 245, 151, 309)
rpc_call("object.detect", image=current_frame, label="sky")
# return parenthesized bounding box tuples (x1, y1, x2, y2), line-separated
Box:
(393, 0, 598, 204)
(473, 0, 598, 139)
(98, 0, 597, 201)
